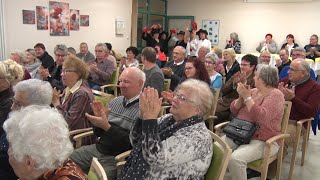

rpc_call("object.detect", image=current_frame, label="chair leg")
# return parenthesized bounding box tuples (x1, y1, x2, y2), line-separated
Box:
(301, 121, 310, 166)
(288, 125, 302, 180)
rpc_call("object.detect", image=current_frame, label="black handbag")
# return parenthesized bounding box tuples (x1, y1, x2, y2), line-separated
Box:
(223, 118, 259, 145)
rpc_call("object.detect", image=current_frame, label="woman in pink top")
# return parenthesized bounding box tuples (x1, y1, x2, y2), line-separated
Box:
(223, 64, 285, 180)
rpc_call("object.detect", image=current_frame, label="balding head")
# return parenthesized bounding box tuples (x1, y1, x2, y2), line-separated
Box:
(172, 46, 186, 63)
(288, 58, 310, 82)
(119, 67, 146, 99)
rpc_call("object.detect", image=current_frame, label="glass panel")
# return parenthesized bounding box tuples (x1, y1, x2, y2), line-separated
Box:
(149, 0, 165, 14)
(149, 15, 165, 30)
(138, 0, 147, 11)
(137, 13, 147, 49)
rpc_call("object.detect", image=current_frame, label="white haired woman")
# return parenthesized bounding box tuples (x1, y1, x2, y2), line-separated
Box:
(3, 106, 87, 180)
(224, 64, 284, 180)
(24, 49, 42, 79)
(0, 59, 24, 179)
(118, 79, 213, 179)
(205, 52, 223, 89)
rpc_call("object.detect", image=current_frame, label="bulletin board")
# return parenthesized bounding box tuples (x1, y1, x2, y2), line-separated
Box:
(202, 20, 220, 45)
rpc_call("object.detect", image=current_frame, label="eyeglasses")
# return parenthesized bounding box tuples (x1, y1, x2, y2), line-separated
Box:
(61, 69, 77, 73)
(260, 56, 271, 59)
(95, 50, 103, 53)
(205, 61, 214, 64)
(288, 67, 305, 72)
(291, 54, 304, 57)
(173, 91, 194, 103)
(55, 54, 67, 58)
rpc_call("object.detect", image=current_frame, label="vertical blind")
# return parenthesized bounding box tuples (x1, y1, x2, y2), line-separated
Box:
(0, 0, 6, 60)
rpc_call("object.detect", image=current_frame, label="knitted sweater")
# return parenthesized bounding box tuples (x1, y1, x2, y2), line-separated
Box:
(230, 88, 285, 142)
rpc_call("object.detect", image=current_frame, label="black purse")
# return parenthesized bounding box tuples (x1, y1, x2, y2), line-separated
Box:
(223, 118, 259, 145)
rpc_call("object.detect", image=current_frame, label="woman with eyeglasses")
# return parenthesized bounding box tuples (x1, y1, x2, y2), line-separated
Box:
(51, 56, 94, 144)
(215, 54, 257, 125)
(0, 59, 24, 180)
(118, 79, 213, 179)
(182, 56, 211, 85)
(205, 52, 223, 89)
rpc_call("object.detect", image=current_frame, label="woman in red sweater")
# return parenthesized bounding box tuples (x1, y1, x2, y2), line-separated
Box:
(223, 64, 285, 180)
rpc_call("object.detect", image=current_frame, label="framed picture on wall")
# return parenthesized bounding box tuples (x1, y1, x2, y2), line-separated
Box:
(22, 10, 35, 24)
(70, 9, 80, 30)
(80, 15, 89, 27)
(49, 1, 70, 36)
(36, 6, 48, 30)
(202, 20, 220, 45)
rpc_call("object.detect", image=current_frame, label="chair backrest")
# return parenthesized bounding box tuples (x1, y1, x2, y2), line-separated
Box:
(138, 63, 144, 70)
(92, 90, 115, 107)
(88, 157, 108, 180)
(281, 101, 292, 133)
(163, 79, 171, 92)
(111, 67, 120, 85)
(205, 130, 232, 180)
(211, 88, 220, 116)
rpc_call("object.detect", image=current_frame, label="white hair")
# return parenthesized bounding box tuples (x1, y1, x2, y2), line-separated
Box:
(13, 79, 53, 106)
(11, 49, 27, 62)
(205, 52, 219, 64)
(124, 67, 146, 90)
(176, 79, 214, 119)
(3, 105, 73, 171)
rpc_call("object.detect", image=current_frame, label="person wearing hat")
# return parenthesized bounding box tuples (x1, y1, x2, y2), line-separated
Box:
(142, 27, 161, 48)
(196, 29, 211, 57)
(174, 30, 187, 49)
(256, 33, 278, 54)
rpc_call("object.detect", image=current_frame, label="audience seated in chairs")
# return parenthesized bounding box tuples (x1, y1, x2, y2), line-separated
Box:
(180, 56, 211, 86)
(118, 79, 213, 179)
(34, 43, 55, 73)
(280, 34, 299, 56)
(205, 52, 223, 89)
(104, 42, 117, 68)
(38, 44, 68, 92)
(4, 105, 87, 180)
(256, 33, 278, 54)
(70, 67, 145, 180)
(119, 46, 139, 73)
(0, 59, 24, 180)
(9, 50, 32, 80)
(219, 48, 240, 82)
(51, 56, 94, 139)
(24, 49, 42, 79)
(76, 42, 95, 63)
(215, 54, 257, 125)
(222, 64, 284, 180)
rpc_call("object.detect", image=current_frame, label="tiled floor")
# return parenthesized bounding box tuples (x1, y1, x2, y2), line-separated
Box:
(224, 130, 320, 180)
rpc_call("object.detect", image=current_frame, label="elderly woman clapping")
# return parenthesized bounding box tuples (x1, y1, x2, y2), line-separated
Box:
(52, 56, 93, 134)
(205, 52, 223, 89)
(223, 64, 284, 180)
(3, 106, 87, 179)
(118, 79, 213, 179)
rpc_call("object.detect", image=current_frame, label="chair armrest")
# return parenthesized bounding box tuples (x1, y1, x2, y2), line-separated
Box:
(115, 150, 132, 162)
(297, 118, 314, 126)
(73, 131, 94, 148)
(69, 127, 93, 136)
(214, 121, 230, 136)
(205, 116, 217, 132)
(116, 161, 126, 168)
(266, 133, 290, 145)
(101, 84, 119, 91)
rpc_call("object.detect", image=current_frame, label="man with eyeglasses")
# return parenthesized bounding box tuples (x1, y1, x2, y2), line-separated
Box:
(39, 44, 68, 91)
(162, 46, 187, 91)
(87, 43, 116, 90)
(278, 58, 320, 148)
(34, 43, 55, 73)
(304, 34, 320, 60)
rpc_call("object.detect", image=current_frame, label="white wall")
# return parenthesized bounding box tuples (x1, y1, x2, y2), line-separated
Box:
(167, 0, 320, 54)
(3, 0, 132, 58)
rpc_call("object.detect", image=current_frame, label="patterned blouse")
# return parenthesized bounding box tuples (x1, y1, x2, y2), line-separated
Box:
(119, 114, 213, 180)
(40, 159, 87, 180)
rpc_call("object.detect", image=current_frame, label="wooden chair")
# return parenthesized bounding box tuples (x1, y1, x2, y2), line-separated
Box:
(205, 88, 220, 132)
(288, 117, 314, 180)
(215, 101, 292, 180)
(204, 130, 232, 180)
(115, 150, 132, 176)
(101, 67, 120, 96)
(73, 130, 94, 149)
(88, 157, 108, 180)
(92, 90, 115, 107)
(69, 127, 93, 137)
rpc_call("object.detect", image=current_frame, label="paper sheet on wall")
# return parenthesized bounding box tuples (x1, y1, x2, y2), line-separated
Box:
(202, 20, 220, 45)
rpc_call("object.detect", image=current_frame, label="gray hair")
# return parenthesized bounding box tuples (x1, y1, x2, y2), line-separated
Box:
(95, 43, 108, 52)
(214, 48, 222, 58)
(205, 52, 219, 64)
(256, 64, 279, 87)
(67, 47, 77, 55)
(230, 32, 239, 41)
(176, 79, 213, 119)
(292, 47, 306, 57)
(3, 105, 73, 171)
(199, 46, 210, 54)
(13, 79, 53, 106)
(0, 59, 24, 86)
(11, 49, 27, 62)
(293, 58, 311, 72)
(125, 67, 146, 90)
(54, 44, 68, 55)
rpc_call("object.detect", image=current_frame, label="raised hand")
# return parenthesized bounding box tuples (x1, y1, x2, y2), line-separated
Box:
(85, 101, 112, 130)
(140, 87, 162, 120)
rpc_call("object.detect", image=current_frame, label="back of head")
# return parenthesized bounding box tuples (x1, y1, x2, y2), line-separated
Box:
(177, 79, 213, 119)
(13, 79, 53, 106)
(256, 64, 279, 87)
(63, 56, 89, 80)
(141, 47, 157, 63)
(3, 105, 73, 171)
(105, 43, 112, 51)
(0, 59, 24, 86)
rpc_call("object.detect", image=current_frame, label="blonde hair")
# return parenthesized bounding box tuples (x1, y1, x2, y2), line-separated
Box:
(0, 59, 24, 86)
(63, 55, 89, 80)
(222, 48, 236, 60)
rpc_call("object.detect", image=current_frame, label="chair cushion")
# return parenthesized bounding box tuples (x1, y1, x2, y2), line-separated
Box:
(88, 169, 99, 180)
(95, 95, 108, 107)
(204, 143, 222, 180)
(248, 159, 263, 167)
